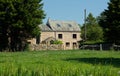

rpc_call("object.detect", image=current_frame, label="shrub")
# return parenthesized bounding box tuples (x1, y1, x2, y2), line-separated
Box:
(52, 40, 63, 44)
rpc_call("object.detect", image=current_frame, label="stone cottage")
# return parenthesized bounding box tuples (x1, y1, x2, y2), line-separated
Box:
(36, 19, 82, 50)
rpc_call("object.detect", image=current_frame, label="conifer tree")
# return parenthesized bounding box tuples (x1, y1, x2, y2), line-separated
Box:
(81, 13, 103, 42)
(0, 0, 45, 51)
(99, 0, 120, 44)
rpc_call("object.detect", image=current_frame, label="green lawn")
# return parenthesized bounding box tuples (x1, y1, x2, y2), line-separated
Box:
(0, 50, 120, 76)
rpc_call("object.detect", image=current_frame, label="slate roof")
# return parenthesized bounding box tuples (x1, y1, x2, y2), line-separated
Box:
(39, 24, 52, 31)
(39, 19, 80, 32)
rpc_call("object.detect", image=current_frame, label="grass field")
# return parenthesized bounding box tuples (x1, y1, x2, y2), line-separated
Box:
(0, 50, 120, 76)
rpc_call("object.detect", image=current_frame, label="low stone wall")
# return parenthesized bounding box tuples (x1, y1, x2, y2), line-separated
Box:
(29, 44, 63, 51)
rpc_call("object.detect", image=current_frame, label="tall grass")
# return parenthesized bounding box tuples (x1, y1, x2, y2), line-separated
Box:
(0, 50, 120, 76)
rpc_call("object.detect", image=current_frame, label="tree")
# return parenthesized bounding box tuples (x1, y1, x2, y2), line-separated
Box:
(81, 13, 103, 42)
(0, 0, 45, 51)
(99, 0, 120, 44)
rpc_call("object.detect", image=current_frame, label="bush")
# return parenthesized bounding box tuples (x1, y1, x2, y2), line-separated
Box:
(52, 40, 63, 44)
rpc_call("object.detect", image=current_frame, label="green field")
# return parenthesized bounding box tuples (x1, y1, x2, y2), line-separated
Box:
(0, 50, 120, 76)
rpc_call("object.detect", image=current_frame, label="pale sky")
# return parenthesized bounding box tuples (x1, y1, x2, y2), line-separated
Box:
(42, 0, 109, 25)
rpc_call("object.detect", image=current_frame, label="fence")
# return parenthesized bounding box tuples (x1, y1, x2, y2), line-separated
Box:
(80, 44, 120, 51)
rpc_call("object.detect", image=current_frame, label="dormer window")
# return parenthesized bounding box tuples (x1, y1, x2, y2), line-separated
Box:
(57, 24, 61, 27)
(68, 24, 72, 27)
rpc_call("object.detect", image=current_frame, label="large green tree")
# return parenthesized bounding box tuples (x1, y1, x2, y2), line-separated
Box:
(0, 0, 45, 51)
(81, 13, 103, 42)
(99, 0, 120, 44)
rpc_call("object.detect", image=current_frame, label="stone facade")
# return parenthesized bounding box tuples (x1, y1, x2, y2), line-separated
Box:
(40, 31, 81, 50)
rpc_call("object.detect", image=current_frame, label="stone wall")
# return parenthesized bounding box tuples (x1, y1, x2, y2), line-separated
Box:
(29, 44, 64, 51)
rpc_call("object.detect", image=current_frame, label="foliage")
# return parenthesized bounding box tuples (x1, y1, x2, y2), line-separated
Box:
(0, 0, 45, 51)
(52, 40, 63, 44)
(81, 13, 103, 42)
(0, 50, 120, 76)
(98, 0, 120, 44)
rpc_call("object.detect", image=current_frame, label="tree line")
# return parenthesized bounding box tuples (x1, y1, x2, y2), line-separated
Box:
(81, 0, 120, 45)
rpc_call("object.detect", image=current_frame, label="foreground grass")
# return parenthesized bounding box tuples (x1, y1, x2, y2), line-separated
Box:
(0, 50, 120, 76)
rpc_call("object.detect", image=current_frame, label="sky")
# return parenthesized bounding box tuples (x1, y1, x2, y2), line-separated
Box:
(42, 0, 109, 25)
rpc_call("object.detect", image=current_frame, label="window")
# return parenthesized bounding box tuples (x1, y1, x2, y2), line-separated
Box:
(66, 42, 70, 47)
(57, 24, 61, 27)
(73, 34, 77, 39)
(58, 34, 62, 39)
(68, 24, 72, 27)
(73, 42, 77, 49)
(73, 42, 77, 47)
